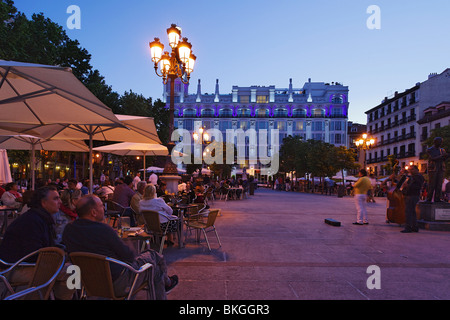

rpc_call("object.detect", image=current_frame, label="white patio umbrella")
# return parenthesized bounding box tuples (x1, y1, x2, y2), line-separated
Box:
(93, 142, 168, 180)
(2, 116, 163, 192)
(0, 149, 13, 185)
(0, 60, 126, 192)
(145, 166, 165, 173)
(0, 135, 89, 189)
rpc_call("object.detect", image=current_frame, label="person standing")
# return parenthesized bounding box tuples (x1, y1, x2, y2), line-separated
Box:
(401, 165, 424, 233)
(132, 172, 141, 191)
(353, 169, 372, 225)
(148, 171, 158, 186)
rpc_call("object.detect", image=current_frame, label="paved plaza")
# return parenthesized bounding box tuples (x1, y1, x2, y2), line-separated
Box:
(159, 188, 450, 301)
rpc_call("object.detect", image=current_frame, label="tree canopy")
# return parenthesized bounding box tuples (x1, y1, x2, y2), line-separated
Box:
(280, 135, 358, 178)
(0, 0, 169, 143)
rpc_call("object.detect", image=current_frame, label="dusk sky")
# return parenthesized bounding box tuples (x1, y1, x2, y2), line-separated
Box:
(12, 0, 450, 124)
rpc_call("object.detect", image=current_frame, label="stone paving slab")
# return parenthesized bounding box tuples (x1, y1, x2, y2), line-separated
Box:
(139, 189, 450, 301)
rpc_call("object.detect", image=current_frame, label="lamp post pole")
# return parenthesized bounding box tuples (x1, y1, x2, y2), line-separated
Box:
(149, 24, 196, 193)
(355, 133, 376, 173)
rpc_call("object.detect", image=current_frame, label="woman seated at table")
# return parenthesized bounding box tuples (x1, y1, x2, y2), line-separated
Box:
(60, 189, 82, 221)
(0, 182, 23, 210)
(139, 184, 179, 246)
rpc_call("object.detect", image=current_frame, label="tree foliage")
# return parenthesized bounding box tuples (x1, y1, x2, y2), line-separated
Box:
(280, 135, 358, 178)
(0, 0, 169, 144)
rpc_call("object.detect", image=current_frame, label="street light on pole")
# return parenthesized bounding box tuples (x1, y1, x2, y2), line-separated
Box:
(149, 24, 196, 193)
(355, 133, 376, 172)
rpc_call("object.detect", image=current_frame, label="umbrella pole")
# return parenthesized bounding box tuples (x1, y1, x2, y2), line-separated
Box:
(89, 131, 93, 194)
(143, 151, 146, 181)
(31, 144, 36, 191)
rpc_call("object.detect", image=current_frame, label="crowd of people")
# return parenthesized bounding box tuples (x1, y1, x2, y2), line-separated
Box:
(0, 172, 190, 300)
(0, 167, 255, 300)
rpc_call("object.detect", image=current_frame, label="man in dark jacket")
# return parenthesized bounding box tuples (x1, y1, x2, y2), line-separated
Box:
(0, 186, 60, 263)
(62, 195, 178, 299)
(402, 165, 425, 233)
(0, 186, 74, 299)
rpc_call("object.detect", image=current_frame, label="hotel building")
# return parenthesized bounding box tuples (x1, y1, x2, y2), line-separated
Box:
(164, 78, 349, 178)
(365, 69, 450, 175)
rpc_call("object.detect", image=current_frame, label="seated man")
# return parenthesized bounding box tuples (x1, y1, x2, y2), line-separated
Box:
(130, 181, 147, 225)
(62, 195, 178, 300)
(112, 176, 136, 226)
(0, 186, 74, 300)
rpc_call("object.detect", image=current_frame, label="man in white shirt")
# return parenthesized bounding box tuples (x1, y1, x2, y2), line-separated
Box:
(148, 171, 158, 186)
(132, 172, 141, 190)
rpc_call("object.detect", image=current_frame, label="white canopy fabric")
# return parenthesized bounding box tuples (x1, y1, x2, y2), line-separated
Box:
(0, 60, 127, 192)
(93, 142, 168, 157)
(0, 149, 12, 184)
(0, 60, 123, 126)
(0, 135, 89, 152)
(0, 135, 89, 189)
(93, 142, 168, 180)
(144, 166, 165, 173)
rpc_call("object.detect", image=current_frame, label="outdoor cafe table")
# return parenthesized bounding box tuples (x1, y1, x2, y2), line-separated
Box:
(120, 227, 153, 255)
(227, 187, 244, 200)
(170, 203, 198, 248)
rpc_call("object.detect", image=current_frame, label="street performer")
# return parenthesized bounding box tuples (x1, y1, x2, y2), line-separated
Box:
(401, 165, 424, 233)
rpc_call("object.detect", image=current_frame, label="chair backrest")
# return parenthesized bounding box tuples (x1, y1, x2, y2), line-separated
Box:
(141, 210, 163, 234)
(105, 200, 126, 213)
(205, 209, 220, 228)
(69, 252, 118, 300)
(26, 247, 66, 300)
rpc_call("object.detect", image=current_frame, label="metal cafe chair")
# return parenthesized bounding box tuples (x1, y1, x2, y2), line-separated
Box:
(140, 210, 174, 255)
(0, 247, 65, 300)
(184, 209, 222, 251)
(69, 252, 155, 300)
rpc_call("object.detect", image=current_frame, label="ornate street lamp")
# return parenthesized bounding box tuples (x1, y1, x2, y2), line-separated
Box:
(355, 133, 376, 171)
(149, 24, 196, 193)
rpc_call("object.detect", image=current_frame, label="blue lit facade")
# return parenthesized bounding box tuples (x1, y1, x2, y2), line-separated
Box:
(164, 78, 350, 148)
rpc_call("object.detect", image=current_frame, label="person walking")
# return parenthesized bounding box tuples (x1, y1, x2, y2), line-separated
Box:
(401, 165, 424, 233)
(353, 169, 372, 225)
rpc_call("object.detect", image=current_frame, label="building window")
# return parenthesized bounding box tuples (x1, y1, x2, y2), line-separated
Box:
(239, 96, 250, 104)
(273, 108, 288, 118)
(256, 95, 268, 104)
(313, 109, 325, 118)
(256, 121, 268, 130)
(292, 108, 306, 118)
(275, 121, 286, 131)
(295, 121, 304, 131)
(183, 108, 196, 118)
(238, 121, 250, 130)
(201, 109, 215, 117)
(219, 108, 233, 118)
(331, 107, 343, 117)
(237, 108, 251, 118)
(202, 121, 212, 130)
(256, 108, 269, 118)
(330, 121, 343, 131)
(219, 120, 232, 132)
(184, 119, 194, 131)
(332, 95, 344, 104)
(313, 121, 324, 131)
